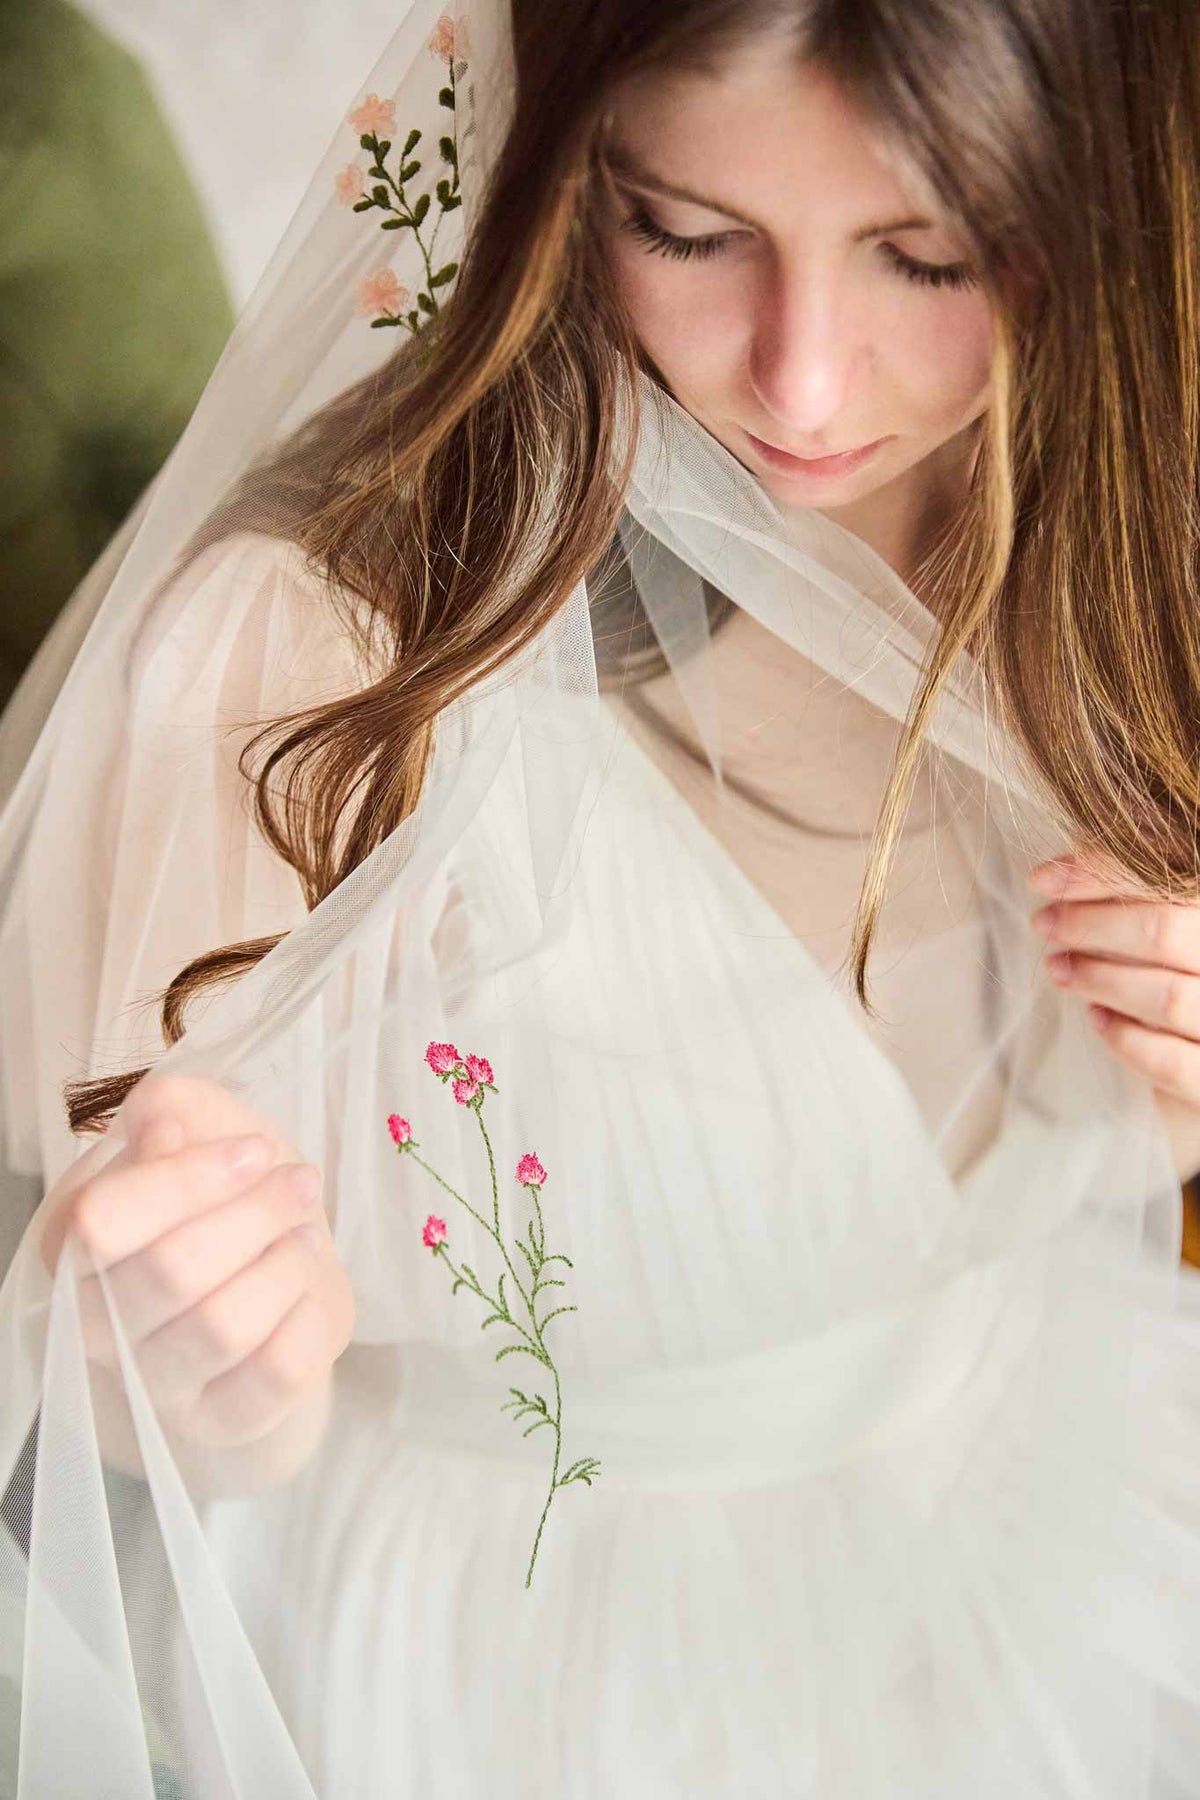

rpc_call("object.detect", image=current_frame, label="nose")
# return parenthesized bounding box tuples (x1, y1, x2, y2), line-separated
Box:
(746, 264, 860, 444)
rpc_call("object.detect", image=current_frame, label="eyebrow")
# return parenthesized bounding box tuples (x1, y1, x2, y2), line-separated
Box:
(604, 146, 935, 240)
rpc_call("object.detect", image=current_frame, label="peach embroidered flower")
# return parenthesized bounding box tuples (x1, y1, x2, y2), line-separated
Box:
(422, 1214, 448, 1249)
(462, 1053, 493, 1085)
(426, 1041, 461, 1075)
(428, 14, 469, 60)
(356, 269, 409, 318)
(348, 93, 397, 136)
(453, 1077, 480, 1106)
(387, 1114, 413, 1146)
(335, 163, 368, 206)
(515, 1152, 547, 1188)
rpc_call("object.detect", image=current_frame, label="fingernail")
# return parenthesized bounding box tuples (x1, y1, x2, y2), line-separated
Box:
(1045, 950, 1072, 982)
(1030, 905, 1058, 935)
(227, 1134, 272, 1174)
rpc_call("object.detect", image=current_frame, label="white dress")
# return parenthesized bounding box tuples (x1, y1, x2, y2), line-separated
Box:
(5, 532, 1200, 1797)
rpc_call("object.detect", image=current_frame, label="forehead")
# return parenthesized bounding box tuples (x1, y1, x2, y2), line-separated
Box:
(607, 45, 937, 228)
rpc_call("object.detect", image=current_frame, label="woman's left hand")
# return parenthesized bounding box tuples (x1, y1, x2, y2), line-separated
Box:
(1030, 849, 1200, 1182)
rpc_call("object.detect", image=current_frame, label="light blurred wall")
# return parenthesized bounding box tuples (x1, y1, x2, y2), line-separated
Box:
(77, 1, 408, 305)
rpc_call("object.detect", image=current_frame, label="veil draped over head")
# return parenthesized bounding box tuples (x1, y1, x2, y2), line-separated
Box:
(0, 2, 1199, 1795)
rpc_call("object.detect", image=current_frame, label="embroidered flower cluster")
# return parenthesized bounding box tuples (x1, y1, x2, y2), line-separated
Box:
(387, 1042, 600, 1587)
(338, 12, 469, 331)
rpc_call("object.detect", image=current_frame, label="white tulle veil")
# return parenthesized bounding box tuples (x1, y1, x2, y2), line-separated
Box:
(0, 1, 1195, 1795)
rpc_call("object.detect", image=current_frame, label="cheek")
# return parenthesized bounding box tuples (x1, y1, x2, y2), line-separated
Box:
(881, 292, 994, 427)
(611, 246, 747, 398)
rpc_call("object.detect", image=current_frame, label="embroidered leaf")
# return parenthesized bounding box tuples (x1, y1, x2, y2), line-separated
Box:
(439, 136, 457, 165)
(403, 127, 421, 154)
(375, 139, 392, 159)
(430, 260, 458, 286)
(541, 1251, 574, 1270)
(400, 159, 422, 182)
(351, 199, 373, 213)
(413, 193, 431, 227)
(442, 194, 463, 212)
(371, 184, 388, 204)
(522, 1417, 553, 1438)
(439, 85, 455, 108)
(559, 1458, 601, 1488)
(537, 1304, 578, 1335)
(496, 1343, 550, 1367)
(359, 133, 376, 152)
(418, 292, 436, 315)
(380, 218, 406, 230)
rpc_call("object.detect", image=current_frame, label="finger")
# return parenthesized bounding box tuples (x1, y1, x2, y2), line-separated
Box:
(1028, 852, 1149, 903)
(130, 1113, 187, 1163)
(69, 1133, 277, 1268)
(1046, 950, 1200, 1040)
(1034, 897, 1200, 975)
(191, 1292, 331, 1449)
(76, 1162, 323, 1360)
(118, 1073, 289, 1153)
(134, 1227, 323, 1415)
(1087, 1005, 1200, 1104)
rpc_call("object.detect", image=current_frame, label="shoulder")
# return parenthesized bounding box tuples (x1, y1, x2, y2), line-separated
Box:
(133, 530, 386, 716)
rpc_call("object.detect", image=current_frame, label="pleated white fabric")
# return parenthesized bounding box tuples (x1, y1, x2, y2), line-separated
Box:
(0, 520, 1197, 1794)
(0, 0, 1196, 1774)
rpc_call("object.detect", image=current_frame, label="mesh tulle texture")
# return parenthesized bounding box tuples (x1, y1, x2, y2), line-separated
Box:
(0, 1, 1198, 1794)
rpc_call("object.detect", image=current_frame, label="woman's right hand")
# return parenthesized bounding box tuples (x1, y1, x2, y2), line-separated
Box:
(39, 1073, 355, 1460)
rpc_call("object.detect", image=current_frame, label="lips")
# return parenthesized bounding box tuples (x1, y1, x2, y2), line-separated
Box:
(745, 431, 889, 478)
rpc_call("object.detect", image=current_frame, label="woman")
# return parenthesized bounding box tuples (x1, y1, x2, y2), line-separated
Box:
(2, 0, 1200, 1792)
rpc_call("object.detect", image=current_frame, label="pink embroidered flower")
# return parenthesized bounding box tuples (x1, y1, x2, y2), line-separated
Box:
(356, 269, 409, 318)
(348, 93, 396, 136)
(426, 1041, 461, 1075)
(422, 1214, 448, 1249)
(462, 1053, 493, 1085)
(453, 1078, 480, 1106)
(334, 162, 368, 206)
(515, 1152, 547, 1188)
(387, 1114, 413, 1146)
(428, 13, 468, 60)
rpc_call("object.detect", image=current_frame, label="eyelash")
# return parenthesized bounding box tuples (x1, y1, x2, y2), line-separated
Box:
(620, 202, 978, 291)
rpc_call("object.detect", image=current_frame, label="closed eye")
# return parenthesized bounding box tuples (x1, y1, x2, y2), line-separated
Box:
(620, 200, 978, 292)
(620, 203, 741, 263)
(878, 242, 978, 291)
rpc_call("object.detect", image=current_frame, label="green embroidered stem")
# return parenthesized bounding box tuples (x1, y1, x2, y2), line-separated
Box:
(390, 1049, 600, 1587)
(407, 1146, 543, 1359)
(352, 53, 462, 331)
(404, 1149, 493, 1240)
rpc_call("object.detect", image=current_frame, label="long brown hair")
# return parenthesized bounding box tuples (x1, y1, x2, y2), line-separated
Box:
(67, 0, 1200, 1131)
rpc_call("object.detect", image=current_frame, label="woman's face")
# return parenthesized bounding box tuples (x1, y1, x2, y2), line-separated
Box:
(604, 44, 995, 565)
